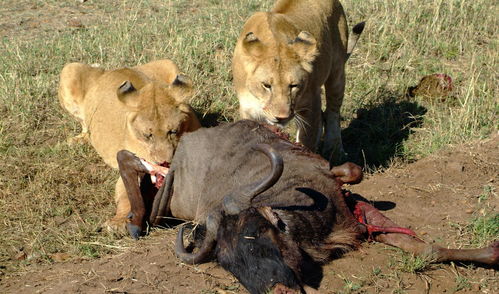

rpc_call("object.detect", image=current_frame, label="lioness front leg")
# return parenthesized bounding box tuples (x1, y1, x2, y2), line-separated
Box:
(323, 66, 347, 165)
(104, 177, 132, 235)
(296, 88, 322, 152)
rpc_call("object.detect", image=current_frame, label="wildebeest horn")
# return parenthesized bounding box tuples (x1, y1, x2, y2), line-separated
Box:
(175, 212, 220, 264)
(149, 170, 175, 225)
(175, 143, 283, 264)
(222, 143, 283, 215)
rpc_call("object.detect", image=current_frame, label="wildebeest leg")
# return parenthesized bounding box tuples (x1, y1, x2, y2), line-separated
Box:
(356, 201, 499, 265)
(116, 150, 150, 239)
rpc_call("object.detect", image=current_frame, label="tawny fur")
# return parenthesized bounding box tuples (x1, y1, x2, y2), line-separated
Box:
(232, 0, 363, 164)
(58, 59, 201, 232)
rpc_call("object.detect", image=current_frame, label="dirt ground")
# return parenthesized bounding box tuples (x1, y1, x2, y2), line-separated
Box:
(1, 135, 497, 293)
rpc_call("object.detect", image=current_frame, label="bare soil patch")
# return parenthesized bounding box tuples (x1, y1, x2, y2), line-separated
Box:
(1, 135, 497, 293)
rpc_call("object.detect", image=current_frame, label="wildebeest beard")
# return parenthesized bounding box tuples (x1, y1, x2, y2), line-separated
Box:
(215, 207, 319, 294)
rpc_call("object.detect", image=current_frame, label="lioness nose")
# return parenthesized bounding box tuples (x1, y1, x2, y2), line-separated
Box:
(275, 116, 290, 123)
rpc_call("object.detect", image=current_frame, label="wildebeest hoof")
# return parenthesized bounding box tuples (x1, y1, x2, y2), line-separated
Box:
(488, 240, 499, 265)
(126, 223, 142, 240)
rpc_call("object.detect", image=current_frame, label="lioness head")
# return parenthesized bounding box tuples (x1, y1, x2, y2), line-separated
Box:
(115, 70, 200, 165)
(234, 13, 318, 127)
(59, 60, 201, 169)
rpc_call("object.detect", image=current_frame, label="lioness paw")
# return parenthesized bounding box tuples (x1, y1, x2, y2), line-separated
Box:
(103, 217, 129, 237)
(66, 132, 89, 145)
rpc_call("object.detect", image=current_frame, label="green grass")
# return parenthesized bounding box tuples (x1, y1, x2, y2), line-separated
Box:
(396, 252, 432, 274)
(451, 185, 498, 248)
(0, 0, 497, 277)
(465, 214, 499, 247)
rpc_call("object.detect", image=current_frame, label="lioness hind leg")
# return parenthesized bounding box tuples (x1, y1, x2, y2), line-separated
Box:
(103, 177, 131, 235)
(58, 63, 104, 144)
(323, 65, 347, 165)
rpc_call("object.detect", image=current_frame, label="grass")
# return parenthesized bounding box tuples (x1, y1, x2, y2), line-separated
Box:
(451, 185, 498, 248)
(395, 252, 432, 274)
(342, 278, 363, 293)
(0, 0, 497, 283)
(463, 213, 499, 247)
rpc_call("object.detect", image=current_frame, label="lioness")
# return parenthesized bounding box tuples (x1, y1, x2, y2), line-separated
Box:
(58, 59, 201, 232)
(232, 0, 364, 164)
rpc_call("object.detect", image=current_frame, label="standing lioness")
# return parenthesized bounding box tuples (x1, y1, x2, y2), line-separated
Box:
(233, 0, 364, 164)
(58, 59, 201, 232)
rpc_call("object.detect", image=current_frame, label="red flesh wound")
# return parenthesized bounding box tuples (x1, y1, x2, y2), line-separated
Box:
(152, 162, 170, 189)
(347, 193, 417, 239)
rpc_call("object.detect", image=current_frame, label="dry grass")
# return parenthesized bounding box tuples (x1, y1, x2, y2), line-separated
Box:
(0, 0, 497, 277)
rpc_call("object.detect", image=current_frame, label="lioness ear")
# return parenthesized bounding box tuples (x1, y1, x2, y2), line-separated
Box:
(177, 103, 202, 132)
(172, 74, 192, 88)
(58, 63, 105, 107)
(244, 32, 258, 43)
(117, 80, 141, 108)
(118, 80, 136, 95)
(170, 74, 194, 103)
(291, 31, 318, 72)
(242, 32, 265, 57)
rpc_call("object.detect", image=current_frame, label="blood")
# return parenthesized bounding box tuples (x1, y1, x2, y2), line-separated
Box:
(343, 190, 417, 239)
(152, 161, 170, 189)
(434, 73, 453, 91)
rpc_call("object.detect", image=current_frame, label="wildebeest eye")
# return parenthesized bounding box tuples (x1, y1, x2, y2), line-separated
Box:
(262, 82, 272, 90)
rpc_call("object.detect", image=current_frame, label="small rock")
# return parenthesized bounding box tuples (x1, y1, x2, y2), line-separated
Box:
(446, 161, 464, 172)
(15, 251, 27, 260)
(68, 19, 84, 28)
(472, 283, 480, 292)
(50, 252, 71, 262)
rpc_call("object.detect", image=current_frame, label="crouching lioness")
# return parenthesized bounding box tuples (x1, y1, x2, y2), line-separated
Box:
(58, 59, 201, 232)
(233, 0, 364, 164)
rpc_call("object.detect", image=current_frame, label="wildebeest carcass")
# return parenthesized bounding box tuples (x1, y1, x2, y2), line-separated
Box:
(117, 120, 498, 294)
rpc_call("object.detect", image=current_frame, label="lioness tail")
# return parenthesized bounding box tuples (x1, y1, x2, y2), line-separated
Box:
(346, 21, 366, 61)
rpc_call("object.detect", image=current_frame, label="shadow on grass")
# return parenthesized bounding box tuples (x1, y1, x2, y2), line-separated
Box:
(342, 90, 427, 169)
(197, 111, 226, 128)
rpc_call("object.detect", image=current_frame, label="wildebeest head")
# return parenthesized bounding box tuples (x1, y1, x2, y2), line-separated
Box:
(216, 207, 305, 294)
(174, 144, 284, 263)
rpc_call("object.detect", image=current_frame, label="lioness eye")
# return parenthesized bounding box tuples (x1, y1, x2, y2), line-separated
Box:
(167, 130, 178, 136)
(289, 84, 298, 90)
(144, 133, 153, 140)
(262, 82, 272, 90)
